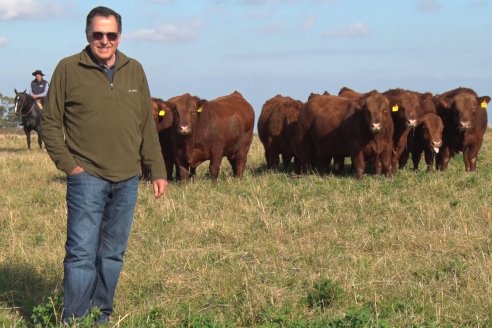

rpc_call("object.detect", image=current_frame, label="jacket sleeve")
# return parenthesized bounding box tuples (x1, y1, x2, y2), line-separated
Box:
(138, 67, 166, 181)
(42, 62, 78, 175)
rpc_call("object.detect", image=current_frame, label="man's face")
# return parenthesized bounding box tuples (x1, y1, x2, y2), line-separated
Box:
(35, 74, 43, 81)
(87, 15, 120, 66)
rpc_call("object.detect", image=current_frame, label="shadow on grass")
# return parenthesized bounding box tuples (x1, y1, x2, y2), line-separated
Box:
(0, 147, 29, 153)
(0, 261, 60, 320)
(248, 162, 300, 177)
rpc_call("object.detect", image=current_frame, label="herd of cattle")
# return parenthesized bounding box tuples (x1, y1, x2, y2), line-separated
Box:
(150, 87, 490, 181)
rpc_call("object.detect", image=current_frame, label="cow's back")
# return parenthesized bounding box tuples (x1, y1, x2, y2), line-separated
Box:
(203, 91, 254, 143)
(300, 94, 362, 153)
(258, 95, 303, 169)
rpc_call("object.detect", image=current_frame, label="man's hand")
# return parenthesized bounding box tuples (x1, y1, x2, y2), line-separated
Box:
(69, 166, 85, 176)
(153, 179, 168, 199)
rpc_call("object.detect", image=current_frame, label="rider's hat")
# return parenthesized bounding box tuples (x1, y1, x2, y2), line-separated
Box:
(32, 70, 45, 76)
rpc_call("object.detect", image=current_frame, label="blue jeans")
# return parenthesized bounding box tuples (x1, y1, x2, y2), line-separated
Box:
(63, 172, 138, 322)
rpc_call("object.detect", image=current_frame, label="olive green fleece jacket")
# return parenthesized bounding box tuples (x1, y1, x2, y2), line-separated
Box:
(42, 46, 166, 182)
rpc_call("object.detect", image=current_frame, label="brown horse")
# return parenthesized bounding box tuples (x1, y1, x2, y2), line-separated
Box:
(14, 89, 43, 150)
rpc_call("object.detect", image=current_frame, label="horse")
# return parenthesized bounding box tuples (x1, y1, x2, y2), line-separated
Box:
(14, 89, 43, 150)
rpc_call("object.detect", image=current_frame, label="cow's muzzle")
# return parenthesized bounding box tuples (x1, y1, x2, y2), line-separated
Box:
(178, 125, 192, 135)
(459, 121, 471, 130)
(431, 140, 442, 154)
(370, 123, 382, 133)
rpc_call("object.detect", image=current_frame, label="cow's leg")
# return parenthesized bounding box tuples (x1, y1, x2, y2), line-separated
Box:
(437, 147, 451, 171)
(352, 152, 365, 179)
(209, 153, 223, 181)
(163, 156, 175, 181)
(399, 149, 409, 169)
(268, 148, 280, 170)
(281, 153, 293, 170)
(314, 155, 330, 175)
(411, 147, 422, 171)
(229, 155, 247, 178)
(175, 159, 190, 182)
(423, 150, 434, 172)
(462, 146, 471, 171)
(374, 155, 382, 175)
(264, 148, 271, 169)
(392, 129, 410, 174)
(467, 140, 483, 172)
(381, 146, 393, 177)
(332, 156, 344, 175)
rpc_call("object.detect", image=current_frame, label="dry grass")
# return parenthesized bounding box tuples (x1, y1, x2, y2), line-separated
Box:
(1, 131, 492, 327)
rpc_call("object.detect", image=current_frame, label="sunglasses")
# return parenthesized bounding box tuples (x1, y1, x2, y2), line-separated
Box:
(91, 31, 119, 42)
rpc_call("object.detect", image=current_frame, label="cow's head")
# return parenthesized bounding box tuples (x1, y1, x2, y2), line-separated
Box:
(356, 91, 389, 134)
(419, 92, 437, 114)
(151, 98, 174, 131)
(387, 92, 419, 128)
(421, 113, 443, 154)
(439, 93, 490, 131)
(170, 93, 203, 136)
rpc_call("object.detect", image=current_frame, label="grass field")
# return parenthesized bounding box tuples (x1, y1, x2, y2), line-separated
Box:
(1, 130, 492, 327)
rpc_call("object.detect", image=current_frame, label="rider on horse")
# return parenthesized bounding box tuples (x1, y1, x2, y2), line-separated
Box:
(29, 69, 49, 109)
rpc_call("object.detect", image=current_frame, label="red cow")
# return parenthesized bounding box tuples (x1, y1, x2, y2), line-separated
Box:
(398, 92, 443, 172)
(296, 92, 392, 179)
(151, 97, 178, 181)
(382, 89, 419, 173)
(169, 91, 255, 181)
(399, 111, 444, 172)
(434, 87, 490, 171)
(336, 87, 394, 176)
(257, 95, 303, 170)
(338, 86, 362, 99)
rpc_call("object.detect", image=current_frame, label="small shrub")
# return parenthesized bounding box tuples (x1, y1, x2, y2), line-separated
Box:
(327, 307, 389, 328)
(307, 278, 344, 309)
(31, 293, 63, 327)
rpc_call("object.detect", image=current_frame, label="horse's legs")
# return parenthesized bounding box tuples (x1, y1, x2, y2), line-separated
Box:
(24, 128, 31, 150)
(37, 130, 43, 149)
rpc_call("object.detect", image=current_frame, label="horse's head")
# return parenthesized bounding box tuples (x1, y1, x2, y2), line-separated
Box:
(14, 89, 30, 115)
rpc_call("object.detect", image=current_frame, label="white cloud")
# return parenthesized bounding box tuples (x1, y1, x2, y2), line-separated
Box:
(126, 20, 204, 44)
(417, 0, 444, 12)
(301, 15, 316, 31)
(0, 0, 65, 20)
(323, 22, 369, 38)
(255, 22, 285, 33)
(241, 0, 336, 4)
(311, 0, 337, 3)
(469, 0, 488, 6)
(0, 36, 8, 46)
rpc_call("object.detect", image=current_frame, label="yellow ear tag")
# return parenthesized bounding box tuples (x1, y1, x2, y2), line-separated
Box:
(481, 101, 488, 109)
(197, 106, 203, 113)
(392, 105, 399, 112)
(158, 110, 165, 116)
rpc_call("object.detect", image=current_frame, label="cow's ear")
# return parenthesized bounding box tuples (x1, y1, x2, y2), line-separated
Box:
(351, 98, 363, 111)
(479, 96, 491, 109)
(197, 99, 207, 113)
(162, 101, 175, 112)
(420, 92, 435, 113)
(383, 95, 398, 112)
(439, 98, 453, 109)
(421, 92, 433, 102)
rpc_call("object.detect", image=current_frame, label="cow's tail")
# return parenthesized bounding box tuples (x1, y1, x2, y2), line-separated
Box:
(268, 109, 283, 137)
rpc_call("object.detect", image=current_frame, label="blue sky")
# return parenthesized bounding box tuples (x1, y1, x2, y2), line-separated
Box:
(1, 0, 491, 123)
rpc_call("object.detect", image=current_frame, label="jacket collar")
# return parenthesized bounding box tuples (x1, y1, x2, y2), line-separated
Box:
(80, 45, 130, 70)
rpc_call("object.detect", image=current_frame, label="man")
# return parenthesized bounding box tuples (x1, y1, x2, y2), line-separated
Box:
(29, 69, 49, 109)
(42, 6, 168, 323)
